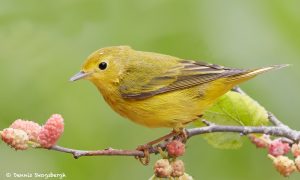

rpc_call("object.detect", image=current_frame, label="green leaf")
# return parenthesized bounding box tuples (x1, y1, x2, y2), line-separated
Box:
(195, 90, 269, 149)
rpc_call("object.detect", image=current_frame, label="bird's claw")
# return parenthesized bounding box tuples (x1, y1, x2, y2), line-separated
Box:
(135, 144, 151, 165)
(172, 128, 188, 143)
(134, 128, 188, 165)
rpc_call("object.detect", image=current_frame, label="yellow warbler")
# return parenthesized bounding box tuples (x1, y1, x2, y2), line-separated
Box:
(70, 46, 287, 129)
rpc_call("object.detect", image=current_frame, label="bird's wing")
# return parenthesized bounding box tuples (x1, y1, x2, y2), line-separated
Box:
(119, 60, 244, 100)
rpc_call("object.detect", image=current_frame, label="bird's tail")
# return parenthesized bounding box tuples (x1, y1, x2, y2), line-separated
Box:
(226, 64, 290, 84)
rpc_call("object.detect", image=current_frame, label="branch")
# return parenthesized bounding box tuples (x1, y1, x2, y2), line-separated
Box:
(268, 112, 285, 127)
(187, 121, 300, 141)
(50, 118, 300, 159)
(50, 146, 144, 159)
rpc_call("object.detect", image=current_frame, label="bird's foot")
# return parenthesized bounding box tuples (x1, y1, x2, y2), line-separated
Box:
(172, 128, 188, 143)
(135, 131, 178, 165)
(135, 128, 188, 165)
(135, 144, 151, 165)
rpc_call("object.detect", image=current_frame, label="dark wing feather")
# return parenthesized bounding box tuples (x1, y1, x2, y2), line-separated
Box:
(120, 60, 244, 100)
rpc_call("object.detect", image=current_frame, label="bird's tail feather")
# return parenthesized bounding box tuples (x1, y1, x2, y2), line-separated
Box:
(226, 64, 289, 83)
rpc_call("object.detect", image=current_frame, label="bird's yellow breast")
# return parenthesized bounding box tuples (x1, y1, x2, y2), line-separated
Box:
(94, 78, 232, 128)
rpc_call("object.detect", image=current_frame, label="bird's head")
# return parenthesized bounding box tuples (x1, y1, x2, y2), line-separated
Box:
(70, 46, 132, 86)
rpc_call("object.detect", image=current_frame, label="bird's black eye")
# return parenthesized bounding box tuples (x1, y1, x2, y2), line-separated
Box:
(98, 62, 107, 70)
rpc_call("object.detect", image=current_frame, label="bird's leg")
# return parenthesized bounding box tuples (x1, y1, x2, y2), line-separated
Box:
(145, 131, 178, 146)
(142, 127, 188, 147)
(135, 131, 178, 165)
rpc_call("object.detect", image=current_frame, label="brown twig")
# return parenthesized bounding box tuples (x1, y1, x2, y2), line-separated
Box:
(50, 146, 144, 159)
(50, 114, 300, 159)
(268, 112, 285, 127)
(187, 120, 300, 141)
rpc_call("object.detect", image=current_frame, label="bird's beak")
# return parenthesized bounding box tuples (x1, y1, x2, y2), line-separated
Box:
(69, 71, 92, 82)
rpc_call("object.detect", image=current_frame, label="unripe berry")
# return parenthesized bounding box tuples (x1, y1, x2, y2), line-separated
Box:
(10, 119, 41, 141)
(150, 172, 194, 180)
(291, 143, 300, 157)
(154, 159, 172, 178)
(248, 134, 270, 148)
(295, 156, 300, 171)
(268, 140, 290, 157)
(166, 140, 185, 157)
(38, 114, 64, 148)
(1, 128, 29, 150)
(171, 159, 185, 177)
(179, 173, 194, 180)
(268, 155, 296, 177)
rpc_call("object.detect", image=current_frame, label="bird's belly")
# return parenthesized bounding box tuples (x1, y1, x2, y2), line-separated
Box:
(111, 88, 210, 128)
(104, 81, 233, 128)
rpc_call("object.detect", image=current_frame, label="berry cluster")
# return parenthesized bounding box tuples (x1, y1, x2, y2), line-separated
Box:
(249, 134, 300, 177)
(150, 140, 193, 180)
(1, 114, 64, 150)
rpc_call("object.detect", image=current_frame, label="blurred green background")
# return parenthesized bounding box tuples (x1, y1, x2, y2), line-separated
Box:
(1, 0, 300, 179)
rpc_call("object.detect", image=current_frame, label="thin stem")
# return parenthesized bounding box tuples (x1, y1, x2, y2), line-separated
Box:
(50, 145, 144, 159)
(268, 112, 285, 127)
(49, 122, 300, 159)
